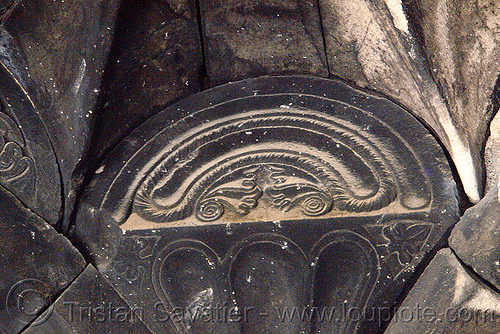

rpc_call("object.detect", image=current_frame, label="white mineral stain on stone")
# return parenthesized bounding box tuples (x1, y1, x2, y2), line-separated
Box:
(451, 268, 471, 305)
(95, 165, 105, 174)
(383, 0, 409, 34)
(323, 0, 485, 203)
(452, 256, 500, 313)
(72, 58, 87, 94)
(465, 289, 500, 313)
(438, 109, 480, 203)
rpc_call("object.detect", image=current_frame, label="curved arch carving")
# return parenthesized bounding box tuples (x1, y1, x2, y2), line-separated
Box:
(311, 230, 380, 334)
(75, 76, 459, 334)
(133, 107, 431, 224)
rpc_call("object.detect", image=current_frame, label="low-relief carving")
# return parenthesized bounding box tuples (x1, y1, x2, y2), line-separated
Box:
(365, 220, 433, 278)
(151, 239, 229, 334)
(150, 231, 380, 334)
(195, 164, 334, 221)
(0, 109, 35, 196)
(112, 235, 159, 287)
(383, 222, 432, 265)
(133, 108, 431, 224)
(311, 230, 380, 334)
(76, 77, 459, 334)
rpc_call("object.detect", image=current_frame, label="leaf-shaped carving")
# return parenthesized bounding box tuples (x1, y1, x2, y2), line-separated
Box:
(0, 111, 35, 194)
(383, 222, 432, 265)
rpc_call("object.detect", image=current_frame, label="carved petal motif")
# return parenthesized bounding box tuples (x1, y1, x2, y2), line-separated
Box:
(74, 76, 459, 334)
(365, 220, 434, 278)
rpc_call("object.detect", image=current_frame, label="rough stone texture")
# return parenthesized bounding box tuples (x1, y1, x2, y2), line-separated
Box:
(0, 0, 119, 228)
(0, 186, 85, 333)
(450, 113, 500, 291)
(73, 76, 459, 333)
(450, 188, 500, 291)
(200, 0, 329, 86)
(90, 0, 203, 162)
(319, 0, 500, 203)
(385, 248, 500, 334)
(22, 265, 152, 334)
(408, 0, 500, 200)
(448, 111, 500, 291)
(484, 111, 500, 196)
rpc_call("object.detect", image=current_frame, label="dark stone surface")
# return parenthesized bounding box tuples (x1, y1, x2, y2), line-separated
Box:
(200, 0, 328, 86)
(0, 186, 85, 333)
(22, 265, 153, 334)
(449, 187, 500, 290)
(0, 0, 120, 228)
(90, 0, 203, 163)
(0, 60, 60, 223)
(385, 248, 500, 334)
(0, 2, 496, 334)
(73, 76, 458, 333)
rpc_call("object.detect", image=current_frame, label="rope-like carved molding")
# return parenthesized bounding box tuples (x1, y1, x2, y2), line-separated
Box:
(133, 108, 431, 223)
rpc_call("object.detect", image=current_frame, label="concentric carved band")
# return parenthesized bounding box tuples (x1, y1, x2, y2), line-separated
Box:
(133, 108, 431, 223)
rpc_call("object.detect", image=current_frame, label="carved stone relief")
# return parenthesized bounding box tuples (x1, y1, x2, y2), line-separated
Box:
(2, 0, 499, 332)
(131, 107, 431, 225)
(0, 108, 35, 196)
(73, 76, 459, 333)
(0, 0, 120, 229)
(0, 65, 61, 223)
